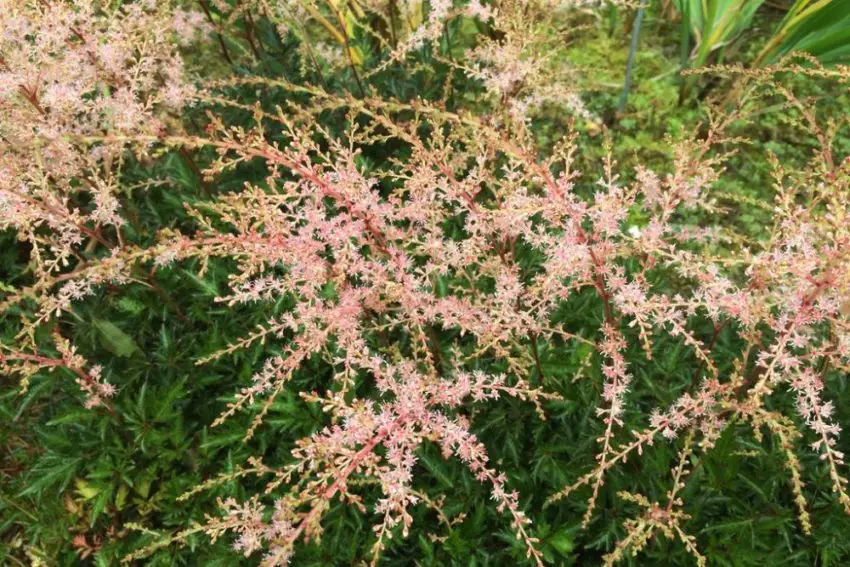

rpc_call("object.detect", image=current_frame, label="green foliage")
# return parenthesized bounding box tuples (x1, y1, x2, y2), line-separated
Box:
(756, 0, 850, 65)
(674, 0, 765, 68)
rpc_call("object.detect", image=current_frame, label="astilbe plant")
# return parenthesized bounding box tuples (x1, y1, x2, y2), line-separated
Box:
(0, 0, 203, 256)
(2, 2, 850, 565)
(0, 0, 206, 401)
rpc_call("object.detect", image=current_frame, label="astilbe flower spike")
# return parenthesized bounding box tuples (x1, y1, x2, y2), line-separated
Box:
(0, 0, 205, 406)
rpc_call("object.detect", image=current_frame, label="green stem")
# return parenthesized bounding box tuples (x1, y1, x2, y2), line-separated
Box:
(617, 6, 645, 115)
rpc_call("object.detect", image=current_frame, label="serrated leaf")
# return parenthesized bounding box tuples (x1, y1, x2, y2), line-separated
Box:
(548, 528, 575, 556)
(182, 269, 220, 297)
(93, 319, 139, 357)
(418, 450, 454, 488)
(115, 484, 129, 511)
(75, 478, 100, 500)
(117, 297, 145, 315)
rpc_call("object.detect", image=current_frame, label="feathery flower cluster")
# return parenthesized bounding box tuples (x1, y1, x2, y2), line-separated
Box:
(461, 0, 595, 123)
(0, 334, 114, 408)
(117, 80, 850, 563)
(0, 0, 204, 405)
(0, 0, 201, 273)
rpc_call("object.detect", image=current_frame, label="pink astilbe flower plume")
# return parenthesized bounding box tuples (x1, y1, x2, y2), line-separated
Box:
(0, 0, 205, 406)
